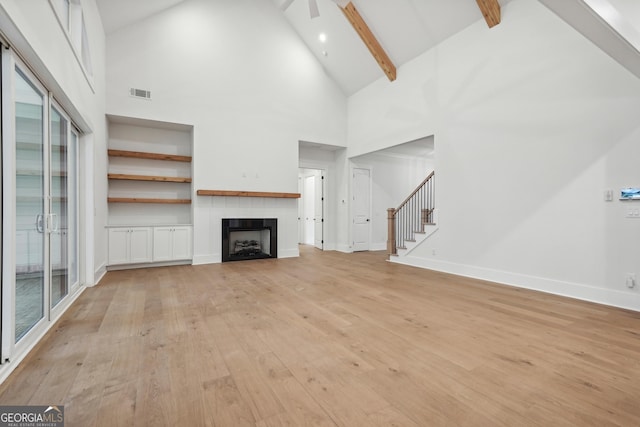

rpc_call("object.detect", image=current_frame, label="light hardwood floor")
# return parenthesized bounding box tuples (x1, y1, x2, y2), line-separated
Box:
(1, 246, 640, 426)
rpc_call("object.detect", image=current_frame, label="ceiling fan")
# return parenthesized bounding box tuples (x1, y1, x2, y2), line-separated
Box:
(280, 0, 350, 19)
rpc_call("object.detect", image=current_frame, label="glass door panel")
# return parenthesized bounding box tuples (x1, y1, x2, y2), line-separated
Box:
(50, 106, 68, 308)
(14, 69, 45, 341)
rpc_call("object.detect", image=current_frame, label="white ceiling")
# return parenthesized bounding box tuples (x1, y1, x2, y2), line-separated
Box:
(270, 0, 516, 95)
(96, 0, 513, 95)
(96, 0, 640, 96)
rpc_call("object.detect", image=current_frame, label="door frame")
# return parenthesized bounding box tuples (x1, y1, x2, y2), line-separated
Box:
(297, 167, 326, 250)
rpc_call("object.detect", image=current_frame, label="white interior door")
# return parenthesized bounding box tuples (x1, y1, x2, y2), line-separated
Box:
(303, 175, 315, 245)
(314, 173, 324, 250)
(352, 168, 370, 252)
(297, 176, 304, 243)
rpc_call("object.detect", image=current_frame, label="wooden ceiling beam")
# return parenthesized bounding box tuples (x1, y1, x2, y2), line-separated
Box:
(476, 0, 501, 28)
(339, 2, 396, 82)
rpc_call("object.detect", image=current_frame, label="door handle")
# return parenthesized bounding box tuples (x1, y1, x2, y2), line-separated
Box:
(48, 213, 59, 233)
(35, 214, 44, 233)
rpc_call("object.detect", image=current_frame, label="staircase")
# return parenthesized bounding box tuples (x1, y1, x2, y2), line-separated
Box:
(387, 171, 435, 258)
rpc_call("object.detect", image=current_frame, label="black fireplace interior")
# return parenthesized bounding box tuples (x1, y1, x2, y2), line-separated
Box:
(222, 218, 277, 262)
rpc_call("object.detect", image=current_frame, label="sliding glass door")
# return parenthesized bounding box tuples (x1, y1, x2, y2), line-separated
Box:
(14, 68, 47, 341)
(50, 104, 79, 311)
(2, 49, 80, 358)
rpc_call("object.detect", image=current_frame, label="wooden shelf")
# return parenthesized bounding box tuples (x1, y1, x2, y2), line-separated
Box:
(108, 173, 192, 183)
(108, 149, 192, 163)
(108, 197, 192, 204)
(197, 190, 301, 199)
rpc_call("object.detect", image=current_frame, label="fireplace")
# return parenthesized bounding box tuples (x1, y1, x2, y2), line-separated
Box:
(222, 218, 277, 262)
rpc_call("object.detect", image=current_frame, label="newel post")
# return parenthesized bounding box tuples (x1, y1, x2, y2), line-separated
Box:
(387, 208, 396, 258)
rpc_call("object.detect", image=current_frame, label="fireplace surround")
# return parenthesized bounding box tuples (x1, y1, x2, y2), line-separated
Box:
(221, 218, 277, 262)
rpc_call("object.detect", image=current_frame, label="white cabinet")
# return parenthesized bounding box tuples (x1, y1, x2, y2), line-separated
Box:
(108, 227, 153, 265)
(153, 226, 192, 262)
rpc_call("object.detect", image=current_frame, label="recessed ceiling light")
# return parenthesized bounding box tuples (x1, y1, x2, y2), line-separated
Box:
(319, 33, 327, 43)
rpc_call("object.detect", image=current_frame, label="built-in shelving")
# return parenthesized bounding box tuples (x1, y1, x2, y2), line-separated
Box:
(106, 115, 194, 231)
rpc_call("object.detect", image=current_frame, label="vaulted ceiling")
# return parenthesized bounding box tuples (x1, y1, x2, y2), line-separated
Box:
(96, 0, 640, 96)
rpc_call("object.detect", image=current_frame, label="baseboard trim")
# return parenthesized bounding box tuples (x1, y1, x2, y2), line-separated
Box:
(335, 244, 353, 253)
(278, 248, 300, 259)
(93, 262, 107, 286)
(370, 242, 387, 251)
(192, 254, 218, 265)
(393, 256, 640, 312)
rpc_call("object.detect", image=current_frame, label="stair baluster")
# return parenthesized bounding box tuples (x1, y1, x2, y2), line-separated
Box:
(387, 171, 435, 257)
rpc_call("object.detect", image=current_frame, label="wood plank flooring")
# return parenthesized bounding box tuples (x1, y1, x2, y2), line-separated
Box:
(1, 246, 640, 426)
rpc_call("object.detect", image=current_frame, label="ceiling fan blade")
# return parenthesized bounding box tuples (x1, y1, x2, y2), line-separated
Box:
(332, 0, 350, 7)
(308, 0, 320, 18)
(280, 0, 295, 11)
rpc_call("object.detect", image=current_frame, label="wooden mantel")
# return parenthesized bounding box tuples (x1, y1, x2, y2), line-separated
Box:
(197, 190, 300, 199)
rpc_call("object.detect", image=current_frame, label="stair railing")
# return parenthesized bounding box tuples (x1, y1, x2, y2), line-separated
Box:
(387, 171, 435, 257)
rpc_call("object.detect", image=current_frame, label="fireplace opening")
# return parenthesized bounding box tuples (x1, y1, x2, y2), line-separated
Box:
(222, 218, 277, 262)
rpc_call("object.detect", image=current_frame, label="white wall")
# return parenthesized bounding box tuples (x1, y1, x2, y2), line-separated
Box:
(348, 0, 640, 310)
(104, 0, 347, 263)
(0, 0, 106, 284)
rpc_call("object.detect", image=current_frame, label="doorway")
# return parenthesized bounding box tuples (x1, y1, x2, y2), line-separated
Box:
(298, 168, 324, 250)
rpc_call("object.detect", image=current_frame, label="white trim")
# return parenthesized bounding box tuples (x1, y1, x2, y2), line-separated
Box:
(93, 261, 107, 284)
(278, 248, 300, 259)
(335, 243, 353, 253)
(106, 260, 191, 272)
(369, 243, 387, 251)
(392, 256, 640, 312)
(192, 254, 217, 265)
(1, 45, 16, 363)
(81, 132, 94, 285)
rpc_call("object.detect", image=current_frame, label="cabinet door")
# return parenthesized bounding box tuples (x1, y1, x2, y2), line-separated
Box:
(172, 226, 192, 260)
(129, 228, 153, 264)
(153, 227, 173, 262)
(108, 228, 130, 265)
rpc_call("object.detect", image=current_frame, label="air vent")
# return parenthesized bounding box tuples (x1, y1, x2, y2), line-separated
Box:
(129, 88, 151, 100)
